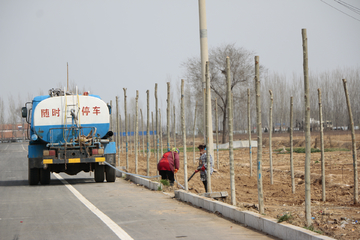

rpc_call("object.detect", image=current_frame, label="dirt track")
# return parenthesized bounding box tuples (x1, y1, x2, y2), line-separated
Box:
(119, 130, 360, 240)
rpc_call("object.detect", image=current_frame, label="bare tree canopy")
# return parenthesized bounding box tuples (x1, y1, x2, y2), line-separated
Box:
(182, 43, 264, 143)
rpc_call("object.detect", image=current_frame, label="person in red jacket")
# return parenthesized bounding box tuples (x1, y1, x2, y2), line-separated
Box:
(157, 148, 180, 186)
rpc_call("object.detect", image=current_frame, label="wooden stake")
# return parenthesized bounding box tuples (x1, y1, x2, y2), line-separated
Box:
(135, 91, 139, 174)
(146, 90, 150, 176)
(248, 89, 252, 177)
(290, 96, 295, 193)
(167, 82, 170, 151)
(215, 98, 219, 170)
(255, 56, 264, 214)
(123, 88, 128, 170)
(302, 28, 312, 226)
(155, 84, 159, 167)
(159, 109, 163, 156)
(140, 109, 144, 157)
(173, 105, 176, 149)
(116, 96, 120, 166)
(342, 79, 358, 204)
(269, 90, 273, 184)
(226, 57, 235, 205)
(318, 89, 325, 201)
(193, 102, 197, 165)
(181, 79, 188, 190)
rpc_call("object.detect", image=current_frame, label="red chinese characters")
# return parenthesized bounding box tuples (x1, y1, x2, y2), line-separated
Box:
(93, 106, 100, 115)
(41, 109, 50, 118)
(52, 108, 60, 117)
(82, 106, 90, 116)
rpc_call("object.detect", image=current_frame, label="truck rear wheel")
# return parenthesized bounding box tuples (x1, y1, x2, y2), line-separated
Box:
(106, 165, 116, 182)
(94, 164, 104, 182)
(29, 167, 40, 185)
(40, 168, 50, 185)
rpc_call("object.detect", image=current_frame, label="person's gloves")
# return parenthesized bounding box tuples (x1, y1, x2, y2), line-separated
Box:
(174, 169, 178, 174)
(195, 169, 199, 173)
(201, 165, 206, 171)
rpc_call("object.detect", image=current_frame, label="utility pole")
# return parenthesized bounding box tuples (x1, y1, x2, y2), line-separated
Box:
(215, 98, 219, 170)
(205, 62, 212, 193)
(173, 105, 176, 149)
(193, 102, 197, 164)
(198, 0, 213, 157)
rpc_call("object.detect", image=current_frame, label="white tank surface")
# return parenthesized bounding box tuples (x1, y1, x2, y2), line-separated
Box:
(32, 95, 110, 143)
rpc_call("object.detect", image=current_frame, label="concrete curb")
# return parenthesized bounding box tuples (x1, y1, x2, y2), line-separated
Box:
(174, 190, 335, 240)
(116, 168, 161, 191)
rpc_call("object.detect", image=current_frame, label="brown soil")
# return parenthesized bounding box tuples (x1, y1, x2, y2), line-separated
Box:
(118, 130, 360, 240)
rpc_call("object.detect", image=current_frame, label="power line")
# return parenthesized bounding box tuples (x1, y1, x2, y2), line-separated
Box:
(335, 0, 360, 15)
(320, 0, 360, 22)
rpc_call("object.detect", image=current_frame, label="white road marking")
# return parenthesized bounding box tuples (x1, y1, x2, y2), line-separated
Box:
(21, 144, 26, 152)
(53, 173, 134, 240)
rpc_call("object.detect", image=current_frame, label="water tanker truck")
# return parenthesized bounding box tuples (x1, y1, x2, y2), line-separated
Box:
(22, 88, 116, 185)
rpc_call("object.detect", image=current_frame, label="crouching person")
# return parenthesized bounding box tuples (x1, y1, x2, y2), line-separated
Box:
(157, 148, 180, 186)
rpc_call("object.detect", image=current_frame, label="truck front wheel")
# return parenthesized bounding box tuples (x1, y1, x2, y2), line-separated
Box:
(94, 164, 104, 182)
(29, 167, 40, 185)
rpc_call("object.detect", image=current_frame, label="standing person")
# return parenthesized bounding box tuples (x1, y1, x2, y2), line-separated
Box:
(157, 148, 179, 186)
(196, 144, 213, 192)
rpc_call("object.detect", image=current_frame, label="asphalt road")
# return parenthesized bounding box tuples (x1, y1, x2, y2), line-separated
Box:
(0, 142, 277, 240)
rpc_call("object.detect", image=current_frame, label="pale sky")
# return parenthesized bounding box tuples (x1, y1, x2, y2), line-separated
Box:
(1, 0, 359, 117)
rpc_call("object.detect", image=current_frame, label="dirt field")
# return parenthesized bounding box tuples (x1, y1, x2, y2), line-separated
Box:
(118, 130, 360, 240)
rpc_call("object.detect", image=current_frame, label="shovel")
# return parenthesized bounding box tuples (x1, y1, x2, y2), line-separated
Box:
(187, 171, 198, 182)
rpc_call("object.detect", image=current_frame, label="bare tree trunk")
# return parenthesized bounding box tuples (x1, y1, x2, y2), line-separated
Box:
(116, 96, 120, 167)
(120, 114, 122, 153)
(226, 57, 235, 205)
(290, 96, 295, 193)
(135, 91, 139, 174)
(110, 100, 113, 131)
(146, 90, 150, 176)
(205, 62, 212, 193)
(181, 79, 188, 190)
(123, 88, 128, 170)
(215, 98, 219, 170)
(255, 56, 264, 214)
(302, 29, 312, 227)
(152, 111, 155, 158)
(318, 89, 325, 201)
(248, 89, 252, 177)
(167, 82, 171, 151)
(193, 102, 197, 165)
(160, 109, 163, 157)
(140, 109, 144, 157)
(222, 108, 227, 144)
(155, 84, 159, 168)
(269, 90, 273, 184)
(173, 105, 176, 149)
(129, 114, 132, 154)
(342, 79, 358, 204)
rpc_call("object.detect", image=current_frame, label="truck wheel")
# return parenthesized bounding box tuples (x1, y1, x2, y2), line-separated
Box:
(29, 167, 40, 185)
(40, 169, 50, 185)
(106, 165, 116, 182)
(94, 164, 104, 182)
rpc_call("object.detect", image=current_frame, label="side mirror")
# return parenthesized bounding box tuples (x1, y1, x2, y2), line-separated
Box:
(21, 107, 27, 118)
(107, 104, 112, 114)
